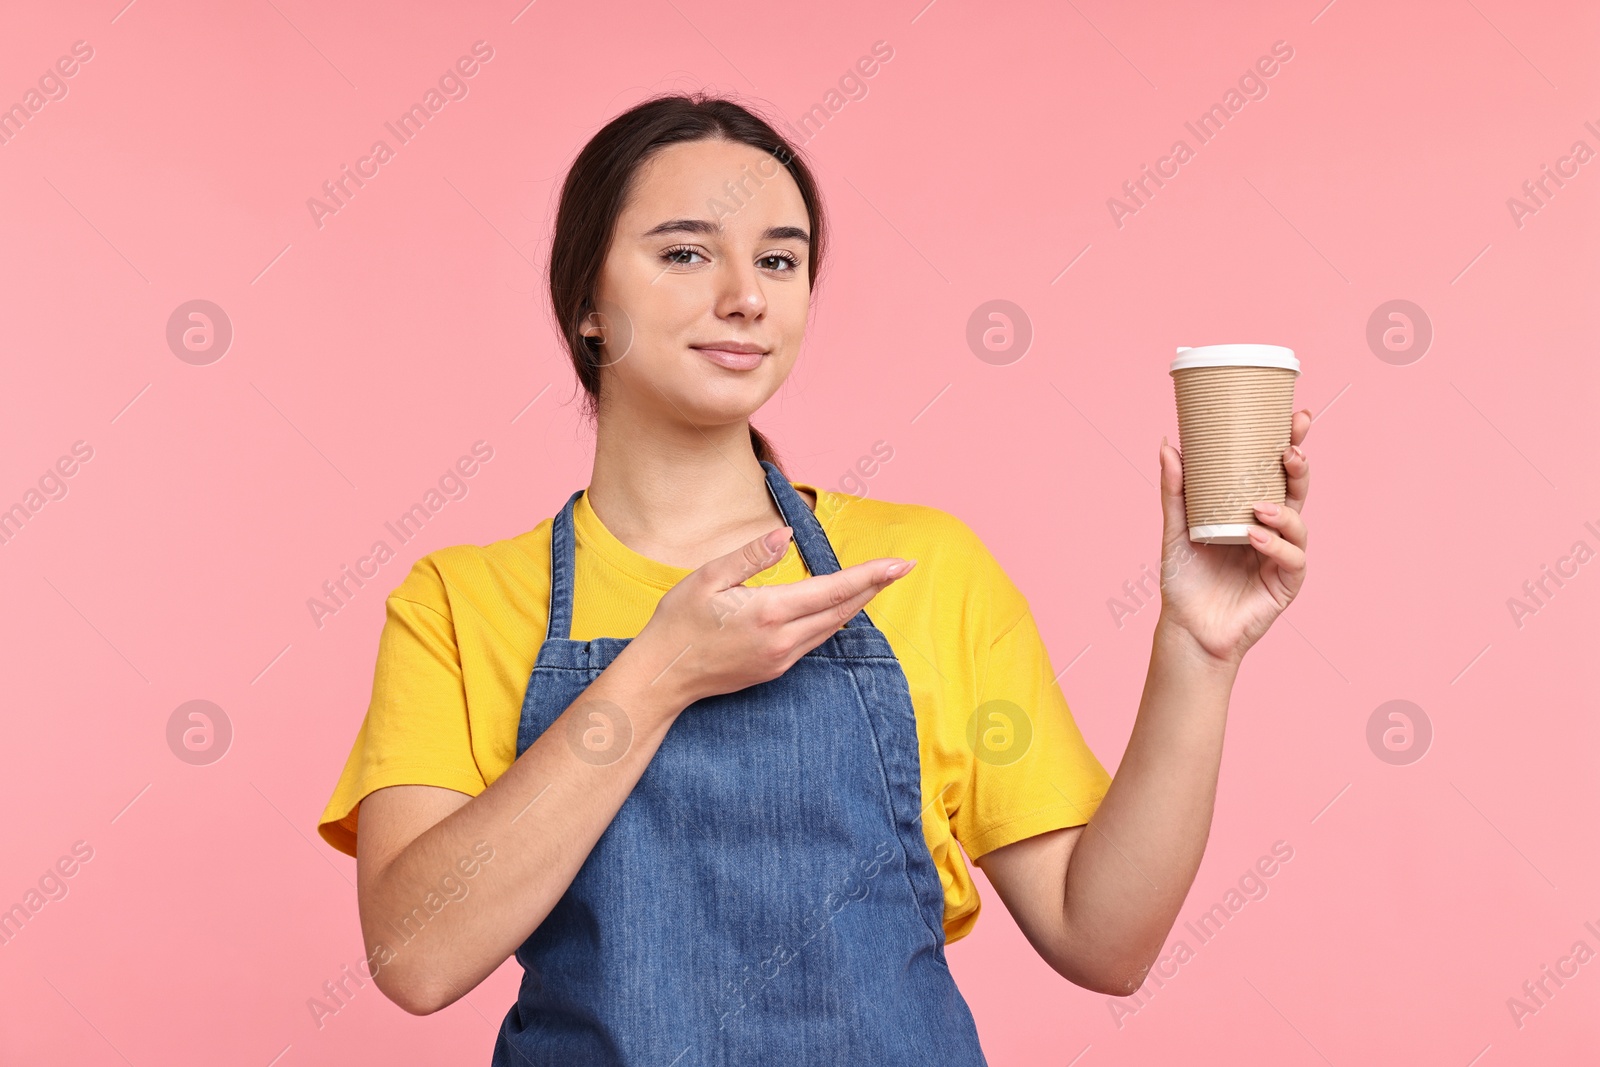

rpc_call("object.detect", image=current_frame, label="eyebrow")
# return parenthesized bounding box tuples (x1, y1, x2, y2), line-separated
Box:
(640, 218, 810, 243)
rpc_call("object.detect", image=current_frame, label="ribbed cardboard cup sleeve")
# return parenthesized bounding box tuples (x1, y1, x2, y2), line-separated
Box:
(1171, 359, 1298, 544)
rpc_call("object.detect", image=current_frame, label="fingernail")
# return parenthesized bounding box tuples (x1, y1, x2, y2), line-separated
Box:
(1254, 502, 1279, 517)
(885, 559, 916, 579)
(764, 527, 791, 554)
(1290, 444, 1306, 463)
(1249, 526, 1270, 542)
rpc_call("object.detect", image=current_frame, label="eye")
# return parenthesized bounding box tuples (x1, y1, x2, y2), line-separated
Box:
(760, 251, 801, 272)
(661, 244, 706, 266)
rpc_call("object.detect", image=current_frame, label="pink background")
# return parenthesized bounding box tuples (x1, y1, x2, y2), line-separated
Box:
(2, 0, 1596, 1063)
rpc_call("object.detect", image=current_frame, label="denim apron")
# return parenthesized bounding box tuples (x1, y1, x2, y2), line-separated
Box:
(492, 460, 989, 1066)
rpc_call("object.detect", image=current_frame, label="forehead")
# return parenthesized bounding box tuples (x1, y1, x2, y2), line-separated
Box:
(622, 138, 807, 235)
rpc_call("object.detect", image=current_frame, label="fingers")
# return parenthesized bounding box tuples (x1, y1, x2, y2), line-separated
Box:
(1159, 436, 1188, 548)
(1247, 519, 1306, 573)
(786, 560, 916, 645)
(1280, 415, 1305, 511)
(1289, 407, 1312, 448)
(1251, 500, 1306, 552)
(711, 526, 794, 590)
(772, 557, 915, 624)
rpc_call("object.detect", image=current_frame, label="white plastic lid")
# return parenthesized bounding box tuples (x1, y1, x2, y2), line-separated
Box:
(1171, 344, 1299, 374)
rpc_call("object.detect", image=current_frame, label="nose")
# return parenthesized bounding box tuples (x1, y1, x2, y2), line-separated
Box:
(714, 258, 768, 321)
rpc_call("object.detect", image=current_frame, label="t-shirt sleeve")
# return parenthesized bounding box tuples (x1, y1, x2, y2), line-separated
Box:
(952, 570, 1115, 862)
(316, 558, 490, 858)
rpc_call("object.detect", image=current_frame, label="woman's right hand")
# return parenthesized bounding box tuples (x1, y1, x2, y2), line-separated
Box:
(631, 525, 916, 708)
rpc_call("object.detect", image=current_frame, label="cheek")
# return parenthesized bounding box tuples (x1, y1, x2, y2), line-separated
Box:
(775, 290, 809, 344)
(762, 347, 800, 383)
(621, 290, 706, 366)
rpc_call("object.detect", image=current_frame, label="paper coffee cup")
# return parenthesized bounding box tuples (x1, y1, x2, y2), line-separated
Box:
(1169, 344, 1300, 544)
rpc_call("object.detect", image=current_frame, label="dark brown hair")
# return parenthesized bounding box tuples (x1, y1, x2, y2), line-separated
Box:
(547, 91, 827, 475)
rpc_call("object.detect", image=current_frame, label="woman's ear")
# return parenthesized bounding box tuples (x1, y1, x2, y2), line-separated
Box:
(580, 302, 635, 367)
(579, 310, 601, 343)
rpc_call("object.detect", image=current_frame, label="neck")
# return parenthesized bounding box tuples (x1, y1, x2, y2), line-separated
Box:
(586, 410, 813, 569)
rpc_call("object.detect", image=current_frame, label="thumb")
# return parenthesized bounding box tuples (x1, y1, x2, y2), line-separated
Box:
(1159, 436, 1189, 551)
(705, 525, 793, 593)
(698, 527, 792, 628)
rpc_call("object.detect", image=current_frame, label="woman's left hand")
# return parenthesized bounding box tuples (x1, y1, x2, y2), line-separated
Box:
(1156, 408, 1312, 668)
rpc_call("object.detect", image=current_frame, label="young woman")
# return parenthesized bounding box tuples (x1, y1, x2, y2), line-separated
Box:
(318, 93, 1312, 1064)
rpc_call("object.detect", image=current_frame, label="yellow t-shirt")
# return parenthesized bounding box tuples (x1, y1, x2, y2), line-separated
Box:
(317, 478, 1113, 945)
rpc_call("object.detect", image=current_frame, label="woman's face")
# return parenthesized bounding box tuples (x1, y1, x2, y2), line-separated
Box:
(585, 137, 812, 434)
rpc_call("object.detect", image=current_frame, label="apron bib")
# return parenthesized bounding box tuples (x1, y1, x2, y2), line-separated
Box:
(492, 460, 989, 1065)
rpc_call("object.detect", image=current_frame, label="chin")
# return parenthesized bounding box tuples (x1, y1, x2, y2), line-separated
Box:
(663, 381, 778, 427)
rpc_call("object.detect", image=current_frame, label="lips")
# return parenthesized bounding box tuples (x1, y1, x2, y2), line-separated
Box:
(690, 343, 768, 371)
